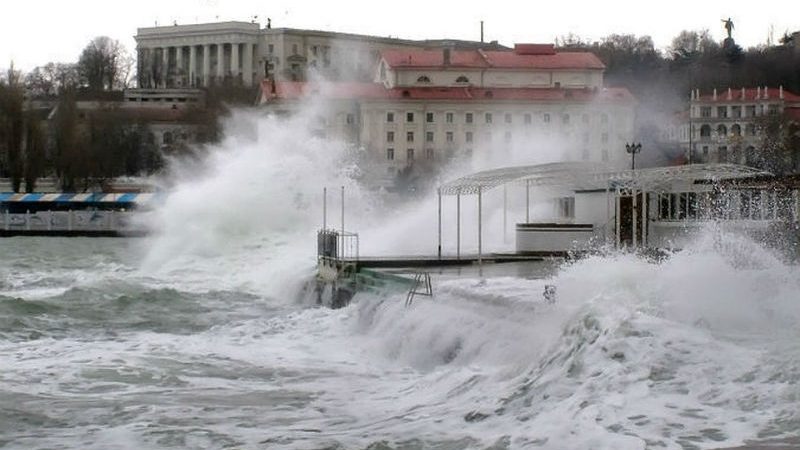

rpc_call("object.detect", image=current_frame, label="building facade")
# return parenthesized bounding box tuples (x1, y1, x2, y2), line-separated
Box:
(135, 22, 504, 89)
(680, 86, 800, 164)
(260, 44, 636, 187)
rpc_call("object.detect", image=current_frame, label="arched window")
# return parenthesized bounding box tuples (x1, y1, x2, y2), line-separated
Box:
(455, 75, 470, 83)
(416, 75, 431, 83)
(731, 124, 742, 136)
(717, 124, 727, 137)
(162, 131, 173, 145)
(746, 123, 756, 136)
(700, 124, 711, 138)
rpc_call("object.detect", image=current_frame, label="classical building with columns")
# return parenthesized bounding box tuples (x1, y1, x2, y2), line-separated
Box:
(136, 22, 260, 88)
(135, 21, 506, 89)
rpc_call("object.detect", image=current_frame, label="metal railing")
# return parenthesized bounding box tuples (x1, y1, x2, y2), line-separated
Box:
(317, 229, 359, 262)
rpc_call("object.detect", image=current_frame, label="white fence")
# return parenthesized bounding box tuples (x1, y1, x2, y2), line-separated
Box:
(0, 210, 143, 235)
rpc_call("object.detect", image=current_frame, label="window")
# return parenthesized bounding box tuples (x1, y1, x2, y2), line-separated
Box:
(417, 75, 431, 83)
(162, 132, 173, 145)
(407, 131, 414, 142)
(718, 146, 728, 162)
(407, 148, 415, 161)
(456, 75, 469, 83)
(485, 112, 493, 124)
(268, 44, 274, 54)
(701, 106, 712, 118)
(446, 112, 454, 123)
(717, 124, 727, 137)
(717, 106, 727, 118)
(465, 131, 473, 143)
(524, 113, 532, 125)
(465, 112, 474, 124)
(446, 131, 454, 142)
(731, 124, 741, 136)
(504, 113, 512, 124)
(746, 105, 756, 117)
(543, 113, 551, 123)
(746, 123, 756, 136)
(406, 112, 414, 122)
(562, 114, 570, 125)
(700, 124, 711, 138)
(601, 132, 608, 143)
(386, 148, 394, 160)
(426, 148, 434, 160)
(386, 112, 394, 122)
(387, 131, 394, 142)
(557, 197, 575, 219)
(426, 131, 434, 142)
(346, 114, 355, 124)
(732, 106, 742, 118)
(426, 112, 434, 123)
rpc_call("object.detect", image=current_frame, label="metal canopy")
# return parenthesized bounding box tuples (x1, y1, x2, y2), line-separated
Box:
(439, 162, 771, 195)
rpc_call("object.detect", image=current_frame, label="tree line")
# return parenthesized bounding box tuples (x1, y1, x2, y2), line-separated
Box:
(0, 37, 168, 192)
(556, 29, 800, 171)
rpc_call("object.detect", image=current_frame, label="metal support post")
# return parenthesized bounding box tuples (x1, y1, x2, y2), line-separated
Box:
(615, 192, 621, 249)
(632, 190, 638, 248)
(437, 188, 442, 260)
(478, 186, 482, 266)
(503, 184, 507, 244)
(456, 192, 461, 260)
(525, 179, 530, 223)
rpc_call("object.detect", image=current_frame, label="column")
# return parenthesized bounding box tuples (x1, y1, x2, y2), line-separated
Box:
(189, 45, 197, 87)
(231, 43, 240, 81)
(202, 44, 211, 86)
(175, 46, 183, 86)
(243, 43, 253, 86)
(216, 44, 224, 80)
(161, 47, 169, 88)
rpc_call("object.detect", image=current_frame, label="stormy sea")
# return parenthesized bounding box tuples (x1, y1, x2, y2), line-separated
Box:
(1, 110, 799, 450)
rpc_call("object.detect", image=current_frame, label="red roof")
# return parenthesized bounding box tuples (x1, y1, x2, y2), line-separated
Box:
(261, 81, 635, 104)
(696, 87, 800, 103)
(380, 47, 605, 71)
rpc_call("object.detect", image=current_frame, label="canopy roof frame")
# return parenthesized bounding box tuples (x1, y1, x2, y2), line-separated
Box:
(438, 162, 772, 195)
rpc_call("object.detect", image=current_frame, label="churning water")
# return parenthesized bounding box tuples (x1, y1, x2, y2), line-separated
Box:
(2, 111, 800, 450)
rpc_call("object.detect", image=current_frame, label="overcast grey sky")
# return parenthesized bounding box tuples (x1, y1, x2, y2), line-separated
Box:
(1, 0, 797, 71)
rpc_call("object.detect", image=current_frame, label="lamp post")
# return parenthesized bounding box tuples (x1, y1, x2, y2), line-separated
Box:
(626, 142, 642, 170)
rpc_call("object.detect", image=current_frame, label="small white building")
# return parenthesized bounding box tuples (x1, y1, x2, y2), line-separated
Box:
(436, 162, 789, 256)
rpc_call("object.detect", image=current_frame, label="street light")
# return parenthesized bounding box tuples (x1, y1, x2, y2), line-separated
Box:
(626, 142, 642, 170)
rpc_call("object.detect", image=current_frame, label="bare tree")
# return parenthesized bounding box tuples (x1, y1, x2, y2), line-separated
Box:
(0, 64, 25, 191)
(77, 36, 125, 91)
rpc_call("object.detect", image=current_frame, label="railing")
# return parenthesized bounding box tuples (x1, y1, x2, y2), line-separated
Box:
(0, 210, 140, 233)
(317, 229, 359, 262)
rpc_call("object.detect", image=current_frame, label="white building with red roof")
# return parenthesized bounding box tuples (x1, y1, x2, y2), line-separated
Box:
(261, 44, 637, 187)
(683, 86, 800, 164)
